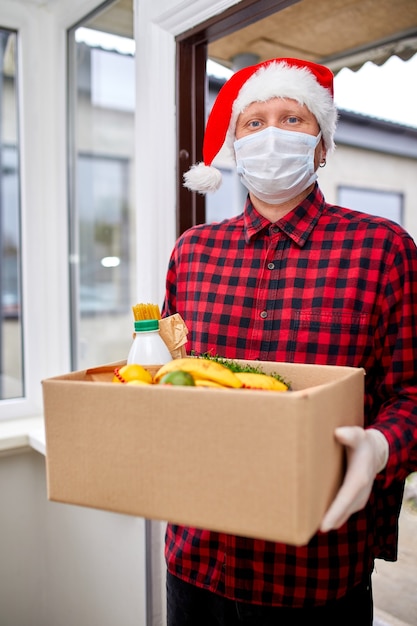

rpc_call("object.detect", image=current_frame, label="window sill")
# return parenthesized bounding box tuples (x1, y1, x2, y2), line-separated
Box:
(0, 416, 45, 456)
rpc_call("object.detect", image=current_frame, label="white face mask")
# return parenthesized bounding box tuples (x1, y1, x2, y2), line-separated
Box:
(234, 126, 322, 205)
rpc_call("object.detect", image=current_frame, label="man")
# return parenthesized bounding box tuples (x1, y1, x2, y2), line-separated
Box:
(162, 57, 417, 625)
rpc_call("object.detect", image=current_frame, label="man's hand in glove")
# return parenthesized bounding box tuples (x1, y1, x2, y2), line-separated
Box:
(320, 426, 389, 532)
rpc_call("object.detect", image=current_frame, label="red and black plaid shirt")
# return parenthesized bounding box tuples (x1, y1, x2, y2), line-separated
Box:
(162, 184, 417, 607)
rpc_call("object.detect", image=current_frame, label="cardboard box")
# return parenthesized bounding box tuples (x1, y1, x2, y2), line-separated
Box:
(42, 360, 364, 546)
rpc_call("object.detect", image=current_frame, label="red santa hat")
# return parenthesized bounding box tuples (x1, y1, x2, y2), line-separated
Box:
(184, 57, 338, 193)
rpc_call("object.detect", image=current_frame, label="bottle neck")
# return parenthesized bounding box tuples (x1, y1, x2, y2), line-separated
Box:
(133, 319, 160, 332)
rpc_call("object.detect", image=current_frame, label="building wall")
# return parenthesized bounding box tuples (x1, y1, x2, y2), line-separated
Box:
(319, 143, 417, 238)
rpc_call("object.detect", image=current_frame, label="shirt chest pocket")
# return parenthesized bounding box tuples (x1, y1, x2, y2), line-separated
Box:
(288, 309, 374, 367)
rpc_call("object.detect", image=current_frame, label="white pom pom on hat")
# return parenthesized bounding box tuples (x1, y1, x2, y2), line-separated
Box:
(183, 57, 338, 194)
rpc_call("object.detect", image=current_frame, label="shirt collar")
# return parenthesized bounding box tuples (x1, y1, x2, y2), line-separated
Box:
(244, 184, 325, 247)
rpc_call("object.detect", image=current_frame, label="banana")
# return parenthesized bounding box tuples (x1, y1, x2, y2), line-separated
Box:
(234, 372, 288, 392)
(194, 378, 228, 389)
(154, 357, 243, 388)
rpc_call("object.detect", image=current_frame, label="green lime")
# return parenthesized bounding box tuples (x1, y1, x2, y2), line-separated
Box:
(159, 370, 195, 386)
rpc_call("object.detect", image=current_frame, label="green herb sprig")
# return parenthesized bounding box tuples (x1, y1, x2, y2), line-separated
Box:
(193, 352, 291, 389)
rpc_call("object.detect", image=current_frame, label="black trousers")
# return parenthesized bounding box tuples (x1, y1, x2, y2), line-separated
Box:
(166, 571, 373, 626)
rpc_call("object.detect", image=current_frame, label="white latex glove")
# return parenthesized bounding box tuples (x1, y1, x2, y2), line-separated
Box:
(320, 426, 389, 532)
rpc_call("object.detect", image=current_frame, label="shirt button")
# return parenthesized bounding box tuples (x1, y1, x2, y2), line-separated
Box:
(260, 311, 268, 319)
(267, 262, 275, 270)
(271, 225, 279, 233)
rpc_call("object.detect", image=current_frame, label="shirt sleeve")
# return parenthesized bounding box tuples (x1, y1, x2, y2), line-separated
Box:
(161, 239, 180, 318)
(372, 231, 417, 484)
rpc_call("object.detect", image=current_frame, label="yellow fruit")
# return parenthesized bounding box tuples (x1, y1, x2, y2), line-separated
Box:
(193, 379, 227, 388)
(126, 379, 151, 386)
(234, 372, 288, 391)
(112, 363, 153, 384)
(158, 370, 196, 386)
(154, 357, 242, 388)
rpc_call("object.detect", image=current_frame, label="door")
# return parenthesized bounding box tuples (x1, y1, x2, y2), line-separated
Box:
(176, 0, 298, 233)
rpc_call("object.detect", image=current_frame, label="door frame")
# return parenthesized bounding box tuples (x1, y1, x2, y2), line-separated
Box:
(176, 0, 299, 233)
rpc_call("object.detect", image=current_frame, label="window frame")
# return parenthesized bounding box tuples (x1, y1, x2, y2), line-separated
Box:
(0, 0, 104, 419)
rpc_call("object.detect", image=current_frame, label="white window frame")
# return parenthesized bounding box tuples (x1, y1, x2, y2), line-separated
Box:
(0, 0, 240, 422)
(0, 0, 112, 419)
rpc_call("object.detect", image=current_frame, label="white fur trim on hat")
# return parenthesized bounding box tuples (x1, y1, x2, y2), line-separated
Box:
(183, 162, 222, 194)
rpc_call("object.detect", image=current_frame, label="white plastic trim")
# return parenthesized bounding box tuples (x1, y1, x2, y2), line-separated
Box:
(133, 0, 239, 306)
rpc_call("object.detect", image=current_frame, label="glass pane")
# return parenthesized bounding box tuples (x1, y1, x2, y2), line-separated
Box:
(338, 186, 403, 225)
(0, 29, 23, 400)
(77, 154, 130, 315)
(68, 1, 135, 370)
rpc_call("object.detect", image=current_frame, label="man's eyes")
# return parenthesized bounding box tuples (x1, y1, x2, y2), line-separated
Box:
(244, 115, 301, 129)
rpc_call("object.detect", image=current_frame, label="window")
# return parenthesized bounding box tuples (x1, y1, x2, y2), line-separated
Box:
(0, 29, 23, 400)
(68, 2, 136, 370)
(338, 186, 403, 225)
(76, 154, 130, 315)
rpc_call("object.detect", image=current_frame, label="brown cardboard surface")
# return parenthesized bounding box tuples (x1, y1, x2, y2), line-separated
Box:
(42, 360, 364, 545)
